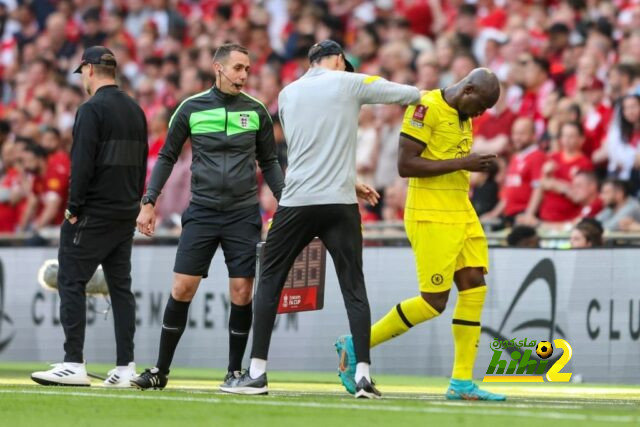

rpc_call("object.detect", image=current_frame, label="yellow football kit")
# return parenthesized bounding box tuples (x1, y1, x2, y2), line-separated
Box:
(369, 89, 492, 383)
(400, 89, 488, 293)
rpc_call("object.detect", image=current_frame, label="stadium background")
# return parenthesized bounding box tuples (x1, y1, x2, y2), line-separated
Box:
(0, 0, 638, 411)
(0, 0, 639, 240)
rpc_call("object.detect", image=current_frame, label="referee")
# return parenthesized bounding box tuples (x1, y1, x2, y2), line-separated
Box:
(132, 44, 284, 390)
(31, 46, 148, 387)
(221, 40, 421, 398)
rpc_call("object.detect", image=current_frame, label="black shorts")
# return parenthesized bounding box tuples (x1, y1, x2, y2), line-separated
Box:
(174, 203, 262, 278)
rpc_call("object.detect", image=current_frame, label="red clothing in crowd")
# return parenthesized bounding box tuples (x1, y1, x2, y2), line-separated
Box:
(562, 74, 578, 98)
(580, 197, 604, 219)
(395, 0, 434, 37)
(519, 80, 555, 120)
(0, 168, 24, 232)
(473, 107, 517, 140)
(582, 103, 612, 160)
(501, 145, 547, 216)
(539, 151, 593, 222)
(146, 134, 166, 184)
(478, 7, 507, 29)
(33, 151, 71, 225)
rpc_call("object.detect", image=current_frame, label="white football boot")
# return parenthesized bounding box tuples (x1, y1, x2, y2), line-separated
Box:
(103, 362, 137, 388)
(31, 362, 91, 386)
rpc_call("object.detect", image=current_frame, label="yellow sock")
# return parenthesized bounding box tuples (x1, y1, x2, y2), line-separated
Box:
(370, 296, 439, 348)
(451, 286, 487, 380)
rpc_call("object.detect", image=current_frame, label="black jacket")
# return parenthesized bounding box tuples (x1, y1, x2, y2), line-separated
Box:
(145, 86, 284, 210)
(67, 85, 148, 220)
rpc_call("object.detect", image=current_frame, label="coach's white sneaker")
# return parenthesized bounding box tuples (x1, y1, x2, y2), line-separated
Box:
(103, 362, 137, 387)
(31, 362, 91, 386)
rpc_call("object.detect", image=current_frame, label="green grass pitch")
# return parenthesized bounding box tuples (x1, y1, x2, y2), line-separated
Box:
(1, 362, 639, 426)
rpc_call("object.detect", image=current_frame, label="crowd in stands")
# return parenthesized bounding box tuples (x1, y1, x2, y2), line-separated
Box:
(1, 0, 640, 239)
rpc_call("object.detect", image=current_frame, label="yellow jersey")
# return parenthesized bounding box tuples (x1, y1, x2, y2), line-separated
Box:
(400, 90, 477, 223)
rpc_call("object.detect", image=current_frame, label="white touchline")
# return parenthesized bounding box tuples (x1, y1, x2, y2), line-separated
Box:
(0, 390, 637, 423)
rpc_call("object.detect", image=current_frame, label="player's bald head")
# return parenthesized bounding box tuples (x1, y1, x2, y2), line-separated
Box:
(453, 67, 501, 120)
(466, 68, 500, 105)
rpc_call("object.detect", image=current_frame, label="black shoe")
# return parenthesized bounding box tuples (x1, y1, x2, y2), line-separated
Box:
(355, 377, 381, 399)
(219, 370, 241, 390)
(130, 367, 168, 390)
(219, 370, 268, 395)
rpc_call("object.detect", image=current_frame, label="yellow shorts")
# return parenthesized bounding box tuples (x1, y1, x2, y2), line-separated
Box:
(405, 220, 489, 293)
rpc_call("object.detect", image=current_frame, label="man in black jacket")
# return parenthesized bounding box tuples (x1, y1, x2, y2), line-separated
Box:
(31, 46, 148, 387)
(132, 44, 284, 390)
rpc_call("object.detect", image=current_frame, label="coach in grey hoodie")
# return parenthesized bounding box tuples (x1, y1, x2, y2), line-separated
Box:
(221, 40, 420, 398)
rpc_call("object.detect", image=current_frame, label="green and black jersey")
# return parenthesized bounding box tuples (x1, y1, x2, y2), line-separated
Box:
(146, 86, 284, 211)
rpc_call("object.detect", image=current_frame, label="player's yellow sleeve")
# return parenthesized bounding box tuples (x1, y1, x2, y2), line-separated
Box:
(400, 102, 434, 145)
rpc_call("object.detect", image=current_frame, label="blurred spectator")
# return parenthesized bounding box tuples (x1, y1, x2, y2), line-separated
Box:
(544, 96, 581, 152)
(471, 157, 502, 218)
(356, 106, 378, 188)
(380, 178, 406, 222)
(450, 52, 478, 84)
(146, 108, 168, 183)
(483, 117, 545, 224)
(0, 0, 639, 236)
(125, 0, 153, 39)
(596, 178, 640, 231)
(0, 140, 27, 232)
(351, 24, 380, 75)
(153, 143, 191, 233)
(607, 63, 638, 103)
(45, 12, 76, 61)
(577, 78, 611, 168)
(506, 225, 539, 248)
(454, 3, 478, 55)
(18, 142, 68, 231)
(373, 104, 404, 217)
(570, 218, 604, 248)
(80, 8, 106, 49)
(0, 120, 11, 166)
(39, 128, 71, 215)
(415, 51, 439, 91)
(472, 81, 516, 156)
(606, 94, 640, 194)
(520, 122, 593, 225)
(519, 56, 555, 136)
(571, 171, 604, 220)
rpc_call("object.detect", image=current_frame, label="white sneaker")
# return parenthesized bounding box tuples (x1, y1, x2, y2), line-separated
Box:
(31, 362, 91, 386)
(103, 362, 137, 387)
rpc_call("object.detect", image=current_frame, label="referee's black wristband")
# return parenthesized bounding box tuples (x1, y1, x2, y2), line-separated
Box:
(66, 206, 78, 217)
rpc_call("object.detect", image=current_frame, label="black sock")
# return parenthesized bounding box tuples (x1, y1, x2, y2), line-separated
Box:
(156, 295, 190, 374)
(228, 301, 252, 372)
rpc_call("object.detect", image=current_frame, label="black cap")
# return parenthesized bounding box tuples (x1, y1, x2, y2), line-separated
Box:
(308, 40, 354, 72)
(73, 46, 117, 74)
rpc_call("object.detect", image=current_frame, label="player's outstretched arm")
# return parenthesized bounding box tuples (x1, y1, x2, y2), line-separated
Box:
(348, 73, 421, 106)
(397, 136, 497, 178)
